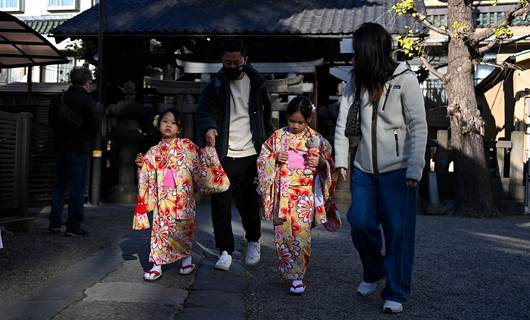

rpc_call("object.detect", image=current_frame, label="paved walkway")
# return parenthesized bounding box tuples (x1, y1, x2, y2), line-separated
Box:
(0, 203, 247, 320)
(1, 204, 530, 319)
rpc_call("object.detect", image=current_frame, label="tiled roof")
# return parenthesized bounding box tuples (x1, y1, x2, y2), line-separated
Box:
(22, 19, 68, 35)
(19, 15, 74, 35)
(52, 0, 426, 37)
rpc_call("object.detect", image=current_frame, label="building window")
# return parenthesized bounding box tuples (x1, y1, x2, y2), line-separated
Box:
(428, 11, 530, 28)
(0, 0, 22, 12)
(48, 0, 77, 11)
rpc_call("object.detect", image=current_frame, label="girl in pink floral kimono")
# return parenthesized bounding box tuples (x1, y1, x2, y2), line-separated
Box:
(257, 96, 339, 295)
(133, 109, 229, 281)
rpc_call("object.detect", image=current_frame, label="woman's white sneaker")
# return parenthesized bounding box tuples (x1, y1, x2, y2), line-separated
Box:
(245, 241, 261, 266)
(356, 280, 378, 297)
(215, 251, 232, 271)
(383, 300, 403, 314)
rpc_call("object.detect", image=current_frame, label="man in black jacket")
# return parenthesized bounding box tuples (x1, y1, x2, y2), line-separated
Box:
(48, 67, 100, 237)
(196, 38, 273, 271)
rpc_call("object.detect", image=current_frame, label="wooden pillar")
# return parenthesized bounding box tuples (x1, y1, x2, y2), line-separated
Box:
(313, 65, 329, 131)
(27, 67, 33, 104)
(39, 66, 46, 82)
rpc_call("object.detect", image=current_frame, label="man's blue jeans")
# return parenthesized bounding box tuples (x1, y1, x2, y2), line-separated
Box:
(348, 168, 417, 302)
(49, 152, 89, 231)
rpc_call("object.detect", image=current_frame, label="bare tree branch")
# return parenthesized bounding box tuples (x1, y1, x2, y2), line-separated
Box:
(415, 12, 451, 36)
(478, 32, 530, 54)
(478, 39, 499, 54)
(420, 55, 448, 83)
(472, 3, 530, 44)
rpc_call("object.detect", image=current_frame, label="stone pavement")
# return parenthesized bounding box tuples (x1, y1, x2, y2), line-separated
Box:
(1, 203, 530, 319)
(0, 203, 248, 320)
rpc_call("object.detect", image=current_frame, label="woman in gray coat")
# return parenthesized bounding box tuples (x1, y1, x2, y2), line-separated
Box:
(334, 23, 427, 314)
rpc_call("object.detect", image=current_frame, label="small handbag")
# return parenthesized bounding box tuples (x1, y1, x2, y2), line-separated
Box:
(344, 81, 362, 137)
(323, 201, 342, 232)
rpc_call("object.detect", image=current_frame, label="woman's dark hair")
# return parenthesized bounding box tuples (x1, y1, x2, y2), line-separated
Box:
(157, 108, 182, 129)
(352, 23, 397, 103)
(287, 96, 313, 121)
(221, 38, 247, 56)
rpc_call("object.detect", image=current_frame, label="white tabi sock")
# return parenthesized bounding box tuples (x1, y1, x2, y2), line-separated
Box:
(181, 256, 192, 266)
(150, 264, 162, 273)
(290, 280, 305, 294)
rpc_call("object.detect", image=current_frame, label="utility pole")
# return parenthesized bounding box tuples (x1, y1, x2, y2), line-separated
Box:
(90, 0, 105, 205)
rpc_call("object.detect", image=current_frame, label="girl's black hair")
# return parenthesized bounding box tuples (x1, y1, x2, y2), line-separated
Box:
(286, 96, 313, 121)
(352, 23, 397, 103)
(157, 108, 182, 128)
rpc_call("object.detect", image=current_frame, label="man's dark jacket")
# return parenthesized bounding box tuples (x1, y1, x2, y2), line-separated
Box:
(196, 65, 273, 158)
(49, 85, 100, 154)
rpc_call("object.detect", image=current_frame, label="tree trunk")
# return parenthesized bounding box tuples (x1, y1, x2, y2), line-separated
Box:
(446, 0, 499, 217)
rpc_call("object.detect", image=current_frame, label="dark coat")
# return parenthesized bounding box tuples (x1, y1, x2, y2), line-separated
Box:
(49, 85, 100, 154)
(196, 65, 273, 158)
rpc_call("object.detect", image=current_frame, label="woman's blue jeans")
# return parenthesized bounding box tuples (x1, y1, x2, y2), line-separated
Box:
(347, 168, 417, 302)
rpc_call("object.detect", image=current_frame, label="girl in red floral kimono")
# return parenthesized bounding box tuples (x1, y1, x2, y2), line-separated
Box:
(133, 109, 229, 281)
(257, 96, 339, 295)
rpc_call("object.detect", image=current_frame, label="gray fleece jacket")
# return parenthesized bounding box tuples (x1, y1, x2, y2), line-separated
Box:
(334, 62, 428, 182)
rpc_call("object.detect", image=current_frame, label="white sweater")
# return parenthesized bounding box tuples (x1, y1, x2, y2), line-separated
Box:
(227, 74, 257, 158)
(334, 62, 428, 182)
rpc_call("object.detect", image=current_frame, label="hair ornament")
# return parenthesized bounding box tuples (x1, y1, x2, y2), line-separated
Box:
(152, 114, 159, 128)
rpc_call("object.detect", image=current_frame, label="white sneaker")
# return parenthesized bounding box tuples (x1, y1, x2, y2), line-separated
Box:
(245, 241, 261, 266)
(215, 251, 232, 271)
(383, 300, 403, 314)
(356, 280, 378, 297)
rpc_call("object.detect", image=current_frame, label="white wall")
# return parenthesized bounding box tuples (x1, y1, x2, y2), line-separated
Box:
(2, 0, 95, 17)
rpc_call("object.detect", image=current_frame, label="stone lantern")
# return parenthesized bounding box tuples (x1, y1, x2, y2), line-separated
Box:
(107, 81, 143, 203)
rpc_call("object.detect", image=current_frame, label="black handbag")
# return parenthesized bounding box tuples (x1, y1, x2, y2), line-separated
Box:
(344, 82, 362, 137)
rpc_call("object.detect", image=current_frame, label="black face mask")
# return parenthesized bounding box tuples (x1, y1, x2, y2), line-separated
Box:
(224, 66, 244, 80)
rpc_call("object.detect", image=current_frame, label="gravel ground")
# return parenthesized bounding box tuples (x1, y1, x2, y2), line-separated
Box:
(0, 205, 134, 302)
(3, 204, 530, 320)
(245, 214, 530, 320)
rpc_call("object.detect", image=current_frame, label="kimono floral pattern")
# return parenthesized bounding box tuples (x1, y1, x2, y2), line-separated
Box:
(257, 127, 335, 280)
(275, 192, 313, 280)
(133, 138, 229, 265)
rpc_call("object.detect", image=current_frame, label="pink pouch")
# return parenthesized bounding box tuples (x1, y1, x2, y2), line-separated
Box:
(287, 150, 305, 169)
(163, 169, 176, 187)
